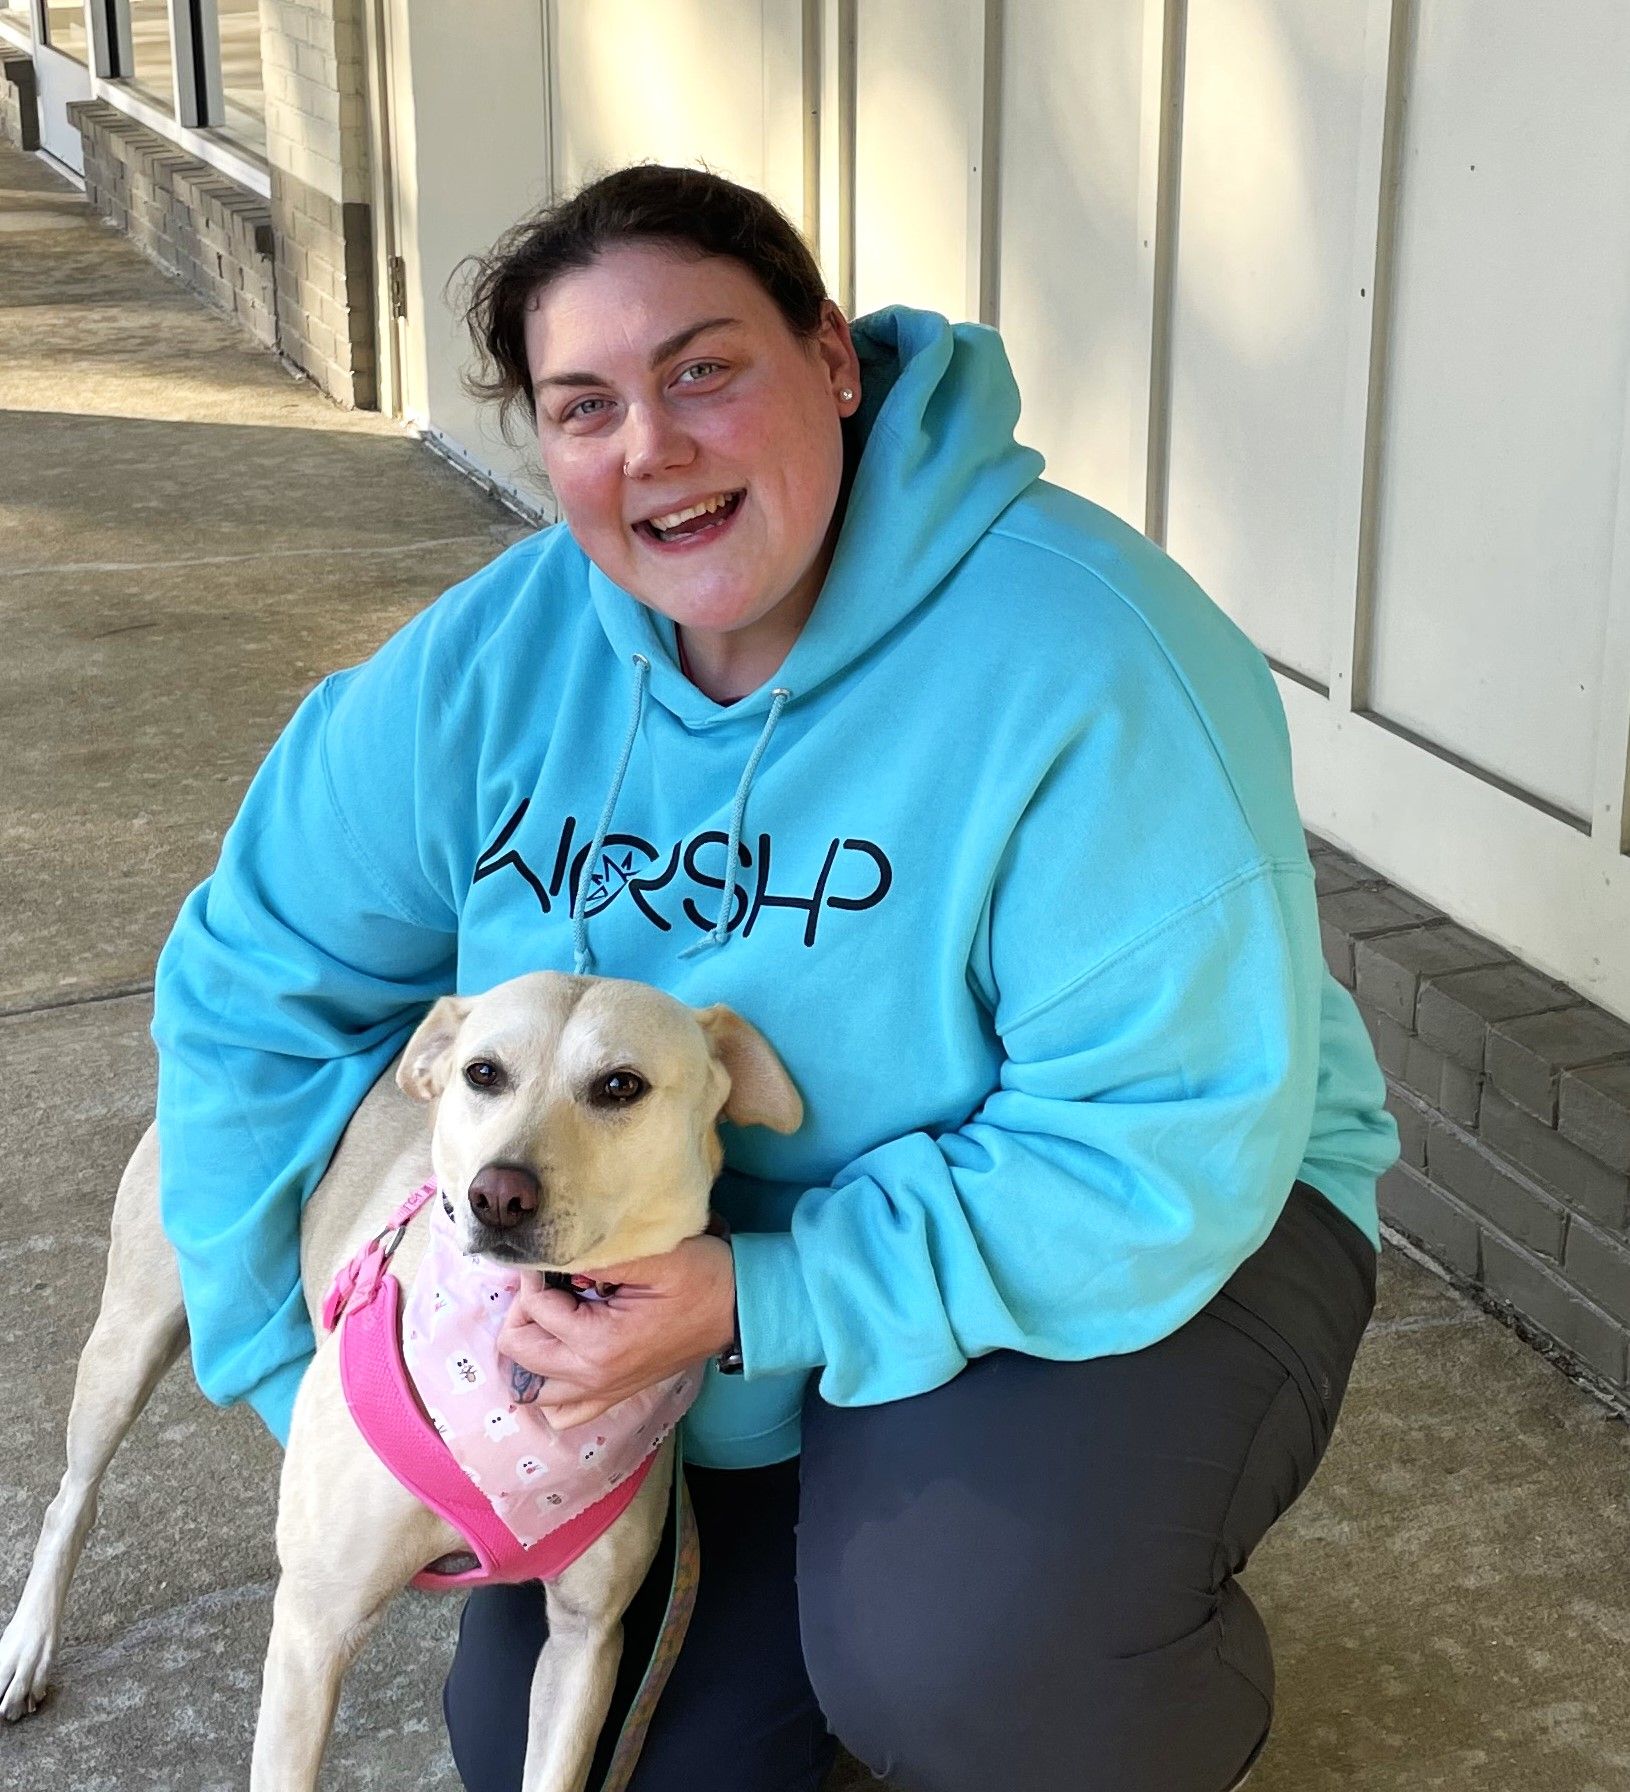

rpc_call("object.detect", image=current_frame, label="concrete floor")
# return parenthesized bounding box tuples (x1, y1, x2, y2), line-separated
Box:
(2, 137, 1628, 1792)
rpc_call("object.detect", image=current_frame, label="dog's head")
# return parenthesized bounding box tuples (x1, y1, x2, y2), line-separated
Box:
(394, 971, 801, 1270)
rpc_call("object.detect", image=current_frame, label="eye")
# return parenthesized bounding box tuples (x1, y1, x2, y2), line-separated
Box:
(562, 395, 609, 423)
(676, 359, 726, 385)
(594, 1069, 647, 1106)
(464, 1059, 505, 1092)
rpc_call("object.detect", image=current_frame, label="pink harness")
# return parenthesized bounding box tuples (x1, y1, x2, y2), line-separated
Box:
(322, 1181, 700, 1592)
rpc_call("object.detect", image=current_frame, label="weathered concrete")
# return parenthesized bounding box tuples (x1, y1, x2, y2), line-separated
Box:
(2, 135, 1627, 1792)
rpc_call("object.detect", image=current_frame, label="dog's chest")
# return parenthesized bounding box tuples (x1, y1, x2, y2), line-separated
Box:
(400, 1204, 699, 1548)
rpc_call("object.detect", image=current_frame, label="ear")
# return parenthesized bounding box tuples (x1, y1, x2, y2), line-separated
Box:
(692, 1005, 803, 1135)
(397, 994, 473, 1102)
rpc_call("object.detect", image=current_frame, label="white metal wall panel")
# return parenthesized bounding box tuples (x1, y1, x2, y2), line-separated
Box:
(387, 0, 1630, 1015)
(850, 0, 985, 323)
(997, 0, 1151, 529)
(1365, 0, 1630, 823)
(549, 0, 805, 225)
(1164, 0, 1371, 686)
(390, 0, 551, 497)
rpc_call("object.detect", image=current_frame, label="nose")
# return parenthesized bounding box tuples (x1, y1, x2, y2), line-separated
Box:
(621, 401, 693, 480)
(466, 1164, 540, 1232)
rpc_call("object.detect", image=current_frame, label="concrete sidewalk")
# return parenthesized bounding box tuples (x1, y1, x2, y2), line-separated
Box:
(2, 136, 1628, 1792)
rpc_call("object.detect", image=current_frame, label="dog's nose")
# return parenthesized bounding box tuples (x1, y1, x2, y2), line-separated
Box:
(466, 1164, 540, 1232)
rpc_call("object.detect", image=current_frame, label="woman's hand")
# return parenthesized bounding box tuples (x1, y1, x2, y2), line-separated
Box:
(496, 1231, 737, 1431)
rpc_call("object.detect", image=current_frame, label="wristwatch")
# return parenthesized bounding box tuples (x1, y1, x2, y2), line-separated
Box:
(708, 1213, 744, 1375)
(717, 1313, 744, 1376)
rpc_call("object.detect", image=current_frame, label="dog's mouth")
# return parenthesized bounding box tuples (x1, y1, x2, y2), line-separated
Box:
(467, 1232, 534, 1264)
(460, 1212, 608, 1274)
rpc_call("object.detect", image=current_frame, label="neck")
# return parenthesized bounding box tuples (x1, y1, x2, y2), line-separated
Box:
(677, 593, 813, 703)
(677, 478, 852, 702)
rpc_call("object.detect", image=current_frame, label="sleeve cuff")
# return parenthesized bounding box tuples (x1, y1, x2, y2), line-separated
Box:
(730, 1230, 826, 1379)
(244, 1354, 310, 1450)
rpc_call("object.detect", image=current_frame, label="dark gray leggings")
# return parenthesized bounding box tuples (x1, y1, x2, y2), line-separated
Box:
(442, 1179, 1378, 1792)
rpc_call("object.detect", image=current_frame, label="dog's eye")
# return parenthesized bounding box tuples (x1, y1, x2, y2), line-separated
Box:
(464, 1060, 504, 1091)
(595, 1070, 646, 1105)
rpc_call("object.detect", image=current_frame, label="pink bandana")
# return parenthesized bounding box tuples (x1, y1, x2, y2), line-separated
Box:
(399, 1194, 703, 1549)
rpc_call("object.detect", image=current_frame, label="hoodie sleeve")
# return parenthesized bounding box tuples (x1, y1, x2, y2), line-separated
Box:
(730, 848, 1331, 1402)
(151, 641, 458, 1446)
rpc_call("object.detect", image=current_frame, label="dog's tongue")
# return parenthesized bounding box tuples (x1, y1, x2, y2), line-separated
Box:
(543, 1270, 619, 1302)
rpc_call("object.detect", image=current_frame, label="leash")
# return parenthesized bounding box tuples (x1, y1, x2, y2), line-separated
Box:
(596, 1445, 702, 1792)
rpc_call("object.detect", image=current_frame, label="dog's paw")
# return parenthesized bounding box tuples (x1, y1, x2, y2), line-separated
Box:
(0, 1613, 56, 1722)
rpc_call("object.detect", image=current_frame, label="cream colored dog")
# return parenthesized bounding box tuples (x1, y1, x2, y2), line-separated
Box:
(0, 970, 802, 1791)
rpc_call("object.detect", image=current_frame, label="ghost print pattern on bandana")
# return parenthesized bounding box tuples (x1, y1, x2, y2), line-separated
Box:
(400, 1196, 702, 1549)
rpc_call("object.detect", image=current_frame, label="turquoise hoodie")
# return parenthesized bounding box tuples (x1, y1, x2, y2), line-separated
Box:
(152, 305, 1400, 1464)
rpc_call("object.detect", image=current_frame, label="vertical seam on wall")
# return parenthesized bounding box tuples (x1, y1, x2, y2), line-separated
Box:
(836, 0, 856, 317)
(801, 0, 820, 250)
(1351, 0, 1415, 715)
(1143, 0, 1187, 548)
(977, 0, 1003, 328)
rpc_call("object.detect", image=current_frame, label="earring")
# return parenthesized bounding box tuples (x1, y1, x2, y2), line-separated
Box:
(840, 389, 854, 401)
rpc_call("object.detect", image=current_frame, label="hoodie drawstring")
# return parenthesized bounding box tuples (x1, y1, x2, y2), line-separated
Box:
(571, 655, 792, 975)
(571, 653, 650, 975)
(678, 684, 791, 962)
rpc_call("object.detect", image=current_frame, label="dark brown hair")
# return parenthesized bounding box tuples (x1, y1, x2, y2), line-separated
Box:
(453, 162, 831, 445)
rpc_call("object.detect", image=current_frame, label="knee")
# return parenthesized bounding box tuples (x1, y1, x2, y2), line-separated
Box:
(799, 1563, 1274, 1792)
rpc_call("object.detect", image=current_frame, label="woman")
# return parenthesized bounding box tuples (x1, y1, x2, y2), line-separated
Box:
(152, 164, 1399, 1792)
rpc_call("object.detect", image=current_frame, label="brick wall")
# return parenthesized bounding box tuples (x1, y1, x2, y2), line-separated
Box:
(261, 0, 376, 409)
(1, 50, 39, 152)
(1314, 832, 1630, 1413)
(41, 0, 377, 410)
(70, 101, 277, 348)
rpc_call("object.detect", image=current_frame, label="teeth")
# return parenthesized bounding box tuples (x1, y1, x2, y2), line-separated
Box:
(647, 492, 736, 531)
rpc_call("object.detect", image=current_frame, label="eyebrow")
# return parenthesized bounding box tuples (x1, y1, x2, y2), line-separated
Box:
(533, 317, 744, 396)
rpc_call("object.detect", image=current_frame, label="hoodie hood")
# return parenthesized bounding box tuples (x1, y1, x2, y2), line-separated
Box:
(573, 306, 1044, 974)
(585, 306, 1046, 729)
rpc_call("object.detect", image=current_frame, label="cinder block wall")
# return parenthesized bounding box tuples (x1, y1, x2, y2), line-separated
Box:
(70, 101, 277, 348)
(1, 50, 40, 151)
(24, 0, 379, 410)
(1315, 833, 1630, 1411)
(261, 0, 376, 409)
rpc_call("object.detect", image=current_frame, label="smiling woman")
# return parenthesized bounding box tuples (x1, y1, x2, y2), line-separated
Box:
(152, 159, 1397, 1792)
(455, 177, 861, 705)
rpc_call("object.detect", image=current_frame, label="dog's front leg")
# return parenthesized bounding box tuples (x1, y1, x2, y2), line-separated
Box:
(521, 1443, 675, 1792)
(250, 1347, 458, 1792)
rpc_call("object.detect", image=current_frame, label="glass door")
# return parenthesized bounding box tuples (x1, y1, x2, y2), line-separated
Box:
(30, 0, 93, 172)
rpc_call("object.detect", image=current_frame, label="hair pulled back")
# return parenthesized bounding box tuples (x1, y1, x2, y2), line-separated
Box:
(454, 162, 831, 445)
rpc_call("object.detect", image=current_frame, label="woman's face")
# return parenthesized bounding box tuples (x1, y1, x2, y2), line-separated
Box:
(523, 242, 860, 645)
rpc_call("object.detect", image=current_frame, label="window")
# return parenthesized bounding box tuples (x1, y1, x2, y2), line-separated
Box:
(213, 0, 263, 155)
(126, 0, 174, 108)
(107, 0, 266, 160)
(43, 0, 89, 62)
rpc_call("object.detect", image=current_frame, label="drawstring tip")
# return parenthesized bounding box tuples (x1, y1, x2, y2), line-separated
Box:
(572, 949, 594, 976)
(678, 933, 726, 962)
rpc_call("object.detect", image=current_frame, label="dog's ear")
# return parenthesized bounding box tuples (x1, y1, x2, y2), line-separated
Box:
(397, 994, 473, 1102)
(692, 1005, 803, 1134)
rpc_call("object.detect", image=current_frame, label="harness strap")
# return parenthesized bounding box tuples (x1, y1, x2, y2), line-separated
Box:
(332, 1241, 655, 1590)
(321, 1179, 705, 1786)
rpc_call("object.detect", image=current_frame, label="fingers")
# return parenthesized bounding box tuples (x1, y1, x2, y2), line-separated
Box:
(542, 1397, 614, 1431)
(497, 1309, 588, 1381)
(507, 1283, 584, 1327)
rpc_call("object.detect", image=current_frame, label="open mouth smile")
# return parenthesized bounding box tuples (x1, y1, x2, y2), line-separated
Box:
(634, 489, 745, 548)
